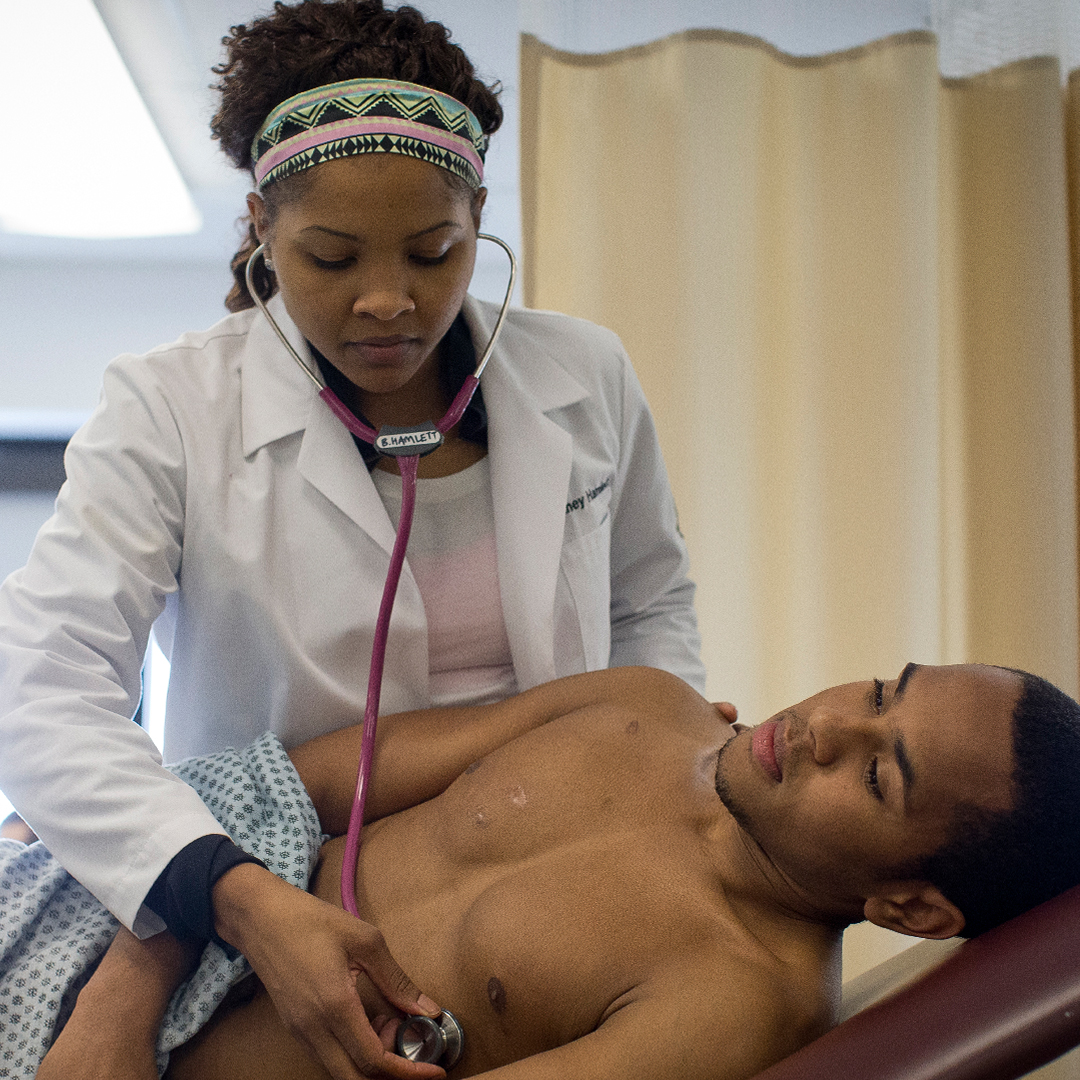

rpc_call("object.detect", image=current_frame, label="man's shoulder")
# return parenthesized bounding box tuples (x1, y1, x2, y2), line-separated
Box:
(595, 666, 717, 730)
(637, 941, 833, 1078)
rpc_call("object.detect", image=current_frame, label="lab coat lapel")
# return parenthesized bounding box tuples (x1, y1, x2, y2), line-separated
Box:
(240, 295, 397, 555)
(241, 294, 312, 455)
(464, 297, 588, 690)
(297, 400, 398, 555)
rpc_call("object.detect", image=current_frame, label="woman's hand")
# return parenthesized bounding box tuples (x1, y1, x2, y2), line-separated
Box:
(37, 926, 197, 1080)
(212, 863, 445, 1080)
(713, 701, 737, 724)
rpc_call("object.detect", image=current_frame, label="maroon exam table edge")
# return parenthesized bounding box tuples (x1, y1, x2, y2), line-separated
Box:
(751, 883, 1080, 1080)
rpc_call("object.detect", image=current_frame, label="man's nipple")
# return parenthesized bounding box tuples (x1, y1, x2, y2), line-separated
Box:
(487, 976, 507, 1014)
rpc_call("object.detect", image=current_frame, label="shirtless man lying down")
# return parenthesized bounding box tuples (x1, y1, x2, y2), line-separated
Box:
(39, 663, 1080, 1080)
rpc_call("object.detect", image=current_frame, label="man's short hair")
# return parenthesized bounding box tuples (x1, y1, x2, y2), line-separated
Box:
(903, 670, 1080, 937)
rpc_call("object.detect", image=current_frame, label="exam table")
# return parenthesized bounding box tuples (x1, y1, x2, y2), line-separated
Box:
(751, 882, 1080, 1080)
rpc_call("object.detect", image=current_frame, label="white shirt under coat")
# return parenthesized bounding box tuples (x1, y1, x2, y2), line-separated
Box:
(0, 294, 704, 932)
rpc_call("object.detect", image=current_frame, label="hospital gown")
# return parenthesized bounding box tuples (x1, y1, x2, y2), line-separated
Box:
(0, 733, 323, 1078)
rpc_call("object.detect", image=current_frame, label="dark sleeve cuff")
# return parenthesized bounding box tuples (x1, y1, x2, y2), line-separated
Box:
(144, 834, 267, 959)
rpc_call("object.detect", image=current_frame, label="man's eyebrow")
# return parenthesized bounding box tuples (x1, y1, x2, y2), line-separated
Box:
(890, 664, 919, 809)
(894, 734, 915, 810)
(895, 662, 920, 702)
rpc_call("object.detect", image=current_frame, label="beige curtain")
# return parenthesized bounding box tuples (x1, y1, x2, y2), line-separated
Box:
(522, 28, 1077, 711)
(521, 29, 1080, 997)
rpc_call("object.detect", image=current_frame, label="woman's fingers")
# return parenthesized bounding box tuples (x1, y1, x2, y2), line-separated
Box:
(347, 919, 441, 1019)
(320, 995, 445, 1079)
(713, 701, 738, 724)
(212, 868, 445, 1079)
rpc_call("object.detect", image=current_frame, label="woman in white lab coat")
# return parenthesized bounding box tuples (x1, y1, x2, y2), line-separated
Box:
(0, 1, 703, 1076)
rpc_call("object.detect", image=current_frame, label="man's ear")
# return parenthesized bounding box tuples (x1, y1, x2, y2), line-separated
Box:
(863, 881, 965, 939)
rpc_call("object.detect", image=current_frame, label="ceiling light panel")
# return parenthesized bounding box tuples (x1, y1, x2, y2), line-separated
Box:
(0, 0, 202, 237)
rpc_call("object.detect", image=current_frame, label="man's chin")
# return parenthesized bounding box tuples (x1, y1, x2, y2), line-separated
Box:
(714, 737, 757, 836)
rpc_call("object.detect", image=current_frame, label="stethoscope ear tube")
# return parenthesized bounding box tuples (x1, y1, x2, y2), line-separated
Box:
(243, 235, 517, 398)
(244, 245, 324, 392)
(471, 233, 517, 380)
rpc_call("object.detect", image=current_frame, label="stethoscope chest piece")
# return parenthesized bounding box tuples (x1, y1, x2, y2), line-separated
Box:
(396, 1009, 465, 1068)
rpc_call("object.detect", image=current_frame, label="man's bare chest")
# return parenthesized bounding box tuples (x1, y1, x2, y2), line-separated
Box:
(312, 717, 729, 1072)
(316, 823, 727, 1074)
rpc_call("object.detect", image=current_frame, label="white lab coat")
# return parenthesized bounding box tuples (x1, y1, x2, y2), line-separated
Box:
(0, 294, 703, 931)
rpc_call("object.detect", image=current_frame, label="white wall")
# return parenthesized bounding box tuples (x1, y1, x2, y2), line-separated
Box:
(0, 260, 234, 412)
(0, 493, 57, 585)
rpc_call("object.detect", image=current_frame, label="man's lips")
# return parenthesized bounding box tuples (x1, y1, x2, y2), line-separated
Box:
(751, 718, 783, 782)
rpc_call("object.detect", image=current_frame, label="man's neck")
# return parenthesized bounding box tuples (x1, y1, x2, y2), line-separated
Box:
(707, 812, 852, 962)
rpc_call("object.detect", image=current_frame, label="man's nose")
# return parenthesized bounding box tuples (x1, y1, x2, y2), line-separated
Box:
(805, 706, 862, 765)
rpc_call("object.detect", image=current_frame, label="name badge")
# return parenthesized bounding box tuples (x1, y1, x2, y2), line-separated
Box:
(375, 423, 444, 457)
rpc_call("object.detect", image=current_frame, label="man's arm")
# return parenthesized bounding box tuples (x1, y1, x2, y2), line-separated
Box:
(475, 963, 825, 1080)
(36, 926, 198, 1080)
(36, 883, 447, 1080)
(467, 964, 822, 1080)
(291, 667, 709, 835)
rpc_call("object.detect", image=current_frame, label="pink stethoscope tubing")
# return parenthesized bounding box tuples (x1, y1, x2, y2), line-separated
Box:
(245, 236, 516, 915)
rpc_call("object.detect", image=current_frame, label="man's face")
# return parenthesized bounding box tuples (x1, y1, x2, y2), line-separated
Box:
(714, 663, 1020, 905)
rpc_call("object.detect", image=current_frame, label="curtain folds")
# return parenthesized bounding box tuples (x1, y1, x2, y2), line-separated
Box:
(521, 30, 1079, 724)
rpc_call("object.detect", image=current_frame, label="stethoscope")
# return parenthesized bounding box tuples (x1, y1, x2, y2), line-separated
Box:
(246, 235, 516, 1069)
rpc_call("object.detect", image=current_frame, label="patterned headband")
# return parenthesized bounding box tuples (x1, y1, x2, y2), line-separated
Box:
(252, 78, 487, 191)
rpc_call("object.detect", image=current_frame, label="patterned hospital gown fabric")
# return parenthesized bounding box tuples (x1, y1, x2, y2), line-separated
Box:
(0, 732, 323, 1078)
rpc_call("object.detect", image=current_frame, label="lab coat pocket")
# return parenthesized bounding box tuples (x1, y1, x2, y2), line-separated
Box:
(556, 514, 612, 673)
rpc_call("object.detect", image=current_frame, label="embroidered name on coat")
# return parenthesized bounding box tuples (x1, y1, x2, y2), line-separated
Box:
(566, 477, 611, 515)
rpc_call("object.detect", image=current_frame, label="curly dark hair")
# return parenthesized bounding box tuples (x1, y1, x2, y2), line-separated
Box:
(903, 669, 1080, 937)
(211, 0, 503, 311)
